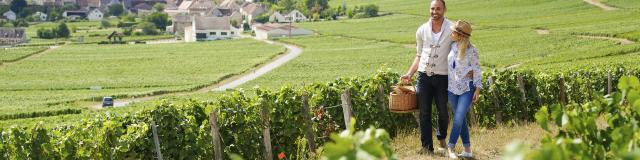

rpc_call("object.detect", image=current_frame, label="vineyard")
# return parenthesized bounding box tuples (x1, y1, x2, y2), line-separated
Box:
(1, 0, 639, 159)
(1, 67, 639, 159)
(0, 39, 284, 123)
(0, 46, 48, 64)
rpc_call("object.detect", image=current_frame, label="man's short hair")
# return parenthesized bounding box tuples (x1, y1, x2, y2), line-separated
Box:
(433, 0, 447, 9)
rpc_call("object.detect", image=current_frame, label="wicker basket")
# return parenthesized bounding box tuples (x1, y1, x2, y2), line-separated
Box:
(389, 84, 417, 113)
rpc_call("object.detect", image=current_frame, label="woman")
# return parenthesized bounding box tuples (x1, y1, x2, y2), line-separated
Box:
(446, 20, 482, 159)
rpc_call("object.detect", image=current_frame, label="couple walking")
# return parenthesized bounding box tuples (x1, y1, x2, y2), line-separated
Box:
(400, 0, 482, 158)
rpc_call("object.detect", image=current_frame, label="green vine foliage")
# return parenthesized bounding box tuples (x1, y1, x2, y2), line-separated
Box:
(0, 67, 638, 159)
(505, 76, 640, 159)
(320, 118, 397, 160)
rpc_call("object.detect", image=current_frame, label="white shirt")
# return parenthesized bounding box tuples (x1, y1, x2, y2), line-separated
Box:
(415, 19, 453, 75)
(432, 31, 441, 44)
(447, 42, 483, 95)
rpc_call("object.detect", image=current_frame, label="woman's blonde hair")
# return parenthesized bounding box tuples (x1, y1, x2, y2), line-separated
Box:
(452, 20, 473, 61)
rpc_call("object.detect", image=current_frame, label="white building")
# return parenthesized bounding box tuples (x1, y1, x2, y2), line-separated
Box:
(240, 2, 266, 24)
(269, 12, 285, 23)
(87, 9, 104, 21)
(269, 10, 307, 23)
(254, 23, 313, 40)
(33, 12, 48, 21)
(287, 10, 307, 22)
(3, 11, 16, 21)
(185, 16, 239, 42)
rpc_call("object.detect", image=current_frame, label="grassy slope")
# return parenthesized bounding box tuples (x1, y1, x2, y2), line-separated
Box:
(0, 38, 284, 116)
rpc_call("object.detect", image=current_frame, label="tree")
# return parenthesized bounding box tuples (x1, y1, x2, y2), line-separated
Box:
(37, 28, 56, 39)
(145, 12, 170, 29)
(108, 4, 125, 16)
(57, 22, 70, 38)
(362, 4, 379, 18)
(153, 3, 165, 12)
(62, 3, 80, 11)
(254, 14, 270, 23)
(10, 0, 27, 14)
(101, 20, 111, 28)
(139, 22, 158, 35)
(277, 0, 297, 13)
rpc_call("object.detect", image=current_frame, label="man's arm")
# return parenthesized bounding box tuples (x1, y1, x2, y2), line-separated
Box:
(401, 27, 424, 83)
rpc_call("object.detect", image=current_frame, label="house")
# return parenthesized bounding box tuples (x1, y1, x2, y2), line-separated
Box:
(3, 11, 16, 21)
(166, 13, 191, 34)
(253, 23, 312, 40)
(188, 0, 215, 16)
(287, 10, 307, 22)
(133, 3, 153, 14)
(240, 2, 265, 24)
(63, 10, 88, 20)
(33, 12, 48, 21)
(270, 10, 307, 23)
(0, 28, 27, 46)
(185, 16, 239, 42)
(210, 8, 242, 23)
(269, 12, 285, 23)
(218, 0, 241, 12)
(87, 9, 104, 20)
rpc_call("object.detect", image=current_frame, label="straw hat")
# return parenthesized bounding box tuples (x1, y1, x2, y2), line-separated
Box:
(451, 20, 472, 37)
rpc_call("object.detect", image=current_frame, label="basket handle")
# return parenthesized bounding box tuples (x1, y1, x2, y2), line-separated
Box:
(396, 81, 417, 93)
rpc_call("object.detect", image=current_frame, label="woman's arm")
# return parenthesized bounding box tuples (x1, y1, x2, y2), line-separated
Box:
(471, 47, 482, 103)
(471, 48, 483, 89)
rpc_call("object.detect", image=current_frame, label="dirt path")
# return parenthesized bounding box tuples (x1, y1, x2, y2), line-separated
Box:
(393, 123, 545, 159)
(583, 0, 618, 11)
(578, 35, 635, 45)
(93, 38, 303, 108)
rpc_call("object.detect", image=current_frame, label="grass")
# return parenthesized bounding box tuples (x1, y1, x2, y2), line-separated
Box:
(238, 35, 414, 89)
(0, 46, 48, 63)
(303, 0, 640, 71)
(0, 38, 284, 119)
(602, 0, 640, 9)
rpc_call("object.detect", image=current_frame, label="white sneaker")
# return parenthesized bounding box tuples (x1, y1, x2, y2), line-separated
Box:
(447, 148, 458, 159)
(459, 151, 473, 158)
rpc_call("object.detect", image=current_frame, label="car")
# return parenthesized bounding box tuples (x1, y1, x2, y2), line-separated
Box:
(102, 96, 114, 107)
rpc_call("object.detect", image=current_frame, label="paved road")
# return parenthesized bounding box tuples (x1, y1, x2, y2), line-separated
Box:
(95, 38, 303, 108)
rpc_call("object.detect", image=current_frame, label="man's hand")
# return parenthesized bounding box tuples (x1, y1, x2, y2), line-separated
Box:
(400, 74, 413, 84)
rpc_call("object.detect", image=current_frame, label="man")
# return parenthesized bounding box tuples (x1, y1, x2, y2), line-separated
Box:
(400, 0, 453, 153)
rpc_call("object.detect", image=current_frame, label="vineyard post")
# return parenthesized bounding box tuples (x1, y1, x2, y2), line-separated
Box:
(151, 121, 164, 160)
(559, 76, 566, 106)
(377, 84, 387, 110)
(517, 75, 527, 121)
(489, 76, 502, 124)
(301, 94, 316, 152)
(341, 89, 354, 129)
(209, 110, 223, 160)
(260, 103, 273, 160)
(608, 71, 613, 95)
(586, 73, 593, 99)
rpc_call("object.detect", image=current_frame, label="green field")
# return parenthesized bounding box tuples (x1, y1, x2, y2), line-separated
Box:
(0, 46, 47, 63)
(0, 39, 284, 120)
(304, 0, 640, 70)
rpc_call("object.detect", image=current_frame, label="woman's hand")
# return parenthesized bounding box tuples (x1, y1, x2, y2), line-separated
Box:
(400, 73, 413, 84)
(472, 88, 480, 103)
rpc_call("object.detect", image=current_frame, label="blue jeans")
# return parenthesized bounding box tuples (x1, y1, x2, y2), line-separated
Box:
(416, 72, 449, 151)
(447, 82, 475, 149)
